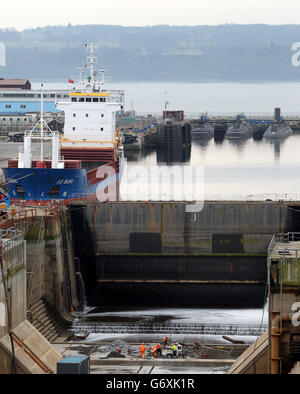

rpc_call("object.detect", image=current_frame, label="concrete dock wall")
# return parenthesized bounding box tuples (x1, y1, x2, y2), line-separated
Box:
(69, 200, 295, 307)
(95, 282, 265, 307)
(96, 254, 266, 281)
(76, 201, 291, 255)
(25, 211, 79, 315)
(0, 230, 26, 373)
(0, 231, 26, 339)
(95, 253, 267, 307)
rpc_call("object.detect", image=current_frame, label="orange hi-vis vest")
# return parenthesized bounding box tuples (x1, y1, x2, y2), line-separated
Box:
(140, 345, 146, 352)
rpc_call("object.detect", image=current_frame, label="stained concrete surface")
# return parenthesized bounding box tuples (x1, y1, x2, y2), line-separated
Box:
(52, 339, 237, 375)
(52, 307, 265, 374)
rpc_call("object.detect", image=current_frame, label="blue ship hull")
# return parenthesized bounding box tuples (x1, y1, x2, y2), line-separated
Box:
(2, 166, 121, 203)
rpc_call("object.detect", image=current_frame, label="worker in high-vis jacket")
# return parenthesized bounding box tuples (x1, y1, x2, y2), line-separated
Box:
(172, 344, 177, 358)
(155, 343, 162, 357)
(140, 344, 146, 358)
(151, 346, 156, 358)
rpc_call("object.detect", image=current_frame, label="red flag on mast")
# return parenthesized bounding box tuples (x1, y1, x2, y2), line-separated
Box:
(68, 77, 74, 83)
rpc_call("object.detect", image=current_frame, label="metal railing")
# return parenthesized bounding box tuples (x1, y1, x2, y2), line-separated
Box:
(0, 229, 25, 282)
(0, 208, 37, 229)
(268, 232, 300, 286)
(272, 232, 300, 244)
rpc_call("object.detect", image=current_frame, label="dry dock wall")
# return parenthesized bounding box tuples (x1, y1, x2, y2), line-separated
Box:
(95, 254, 267, 307)
(0, 211, 77, 374)
(25, 210, 79, 316)
(0, 231, 26, 340)
(75, 201, 290, 255)
(0, 231, 26, 373)
(69, 201, 298, 307)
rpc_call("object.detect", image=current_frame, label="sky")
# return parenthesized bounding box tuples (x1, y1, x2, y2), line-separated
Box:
(1, 0, 300, 31)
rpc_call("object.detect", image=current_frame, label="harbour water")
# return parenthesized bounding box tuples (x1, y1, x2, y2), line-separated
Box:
(32, 80, 300, 116)
(2, 135, 300, 200)
(123, 135, 300, 200)
(28, 80, 300, 200)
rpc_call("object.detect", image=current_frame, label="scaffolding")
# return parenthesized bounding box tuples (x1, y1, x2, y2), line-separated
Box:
(267, 232, 300, 374)
(0, 228, 25, 374)
(0, 229, 25, 282)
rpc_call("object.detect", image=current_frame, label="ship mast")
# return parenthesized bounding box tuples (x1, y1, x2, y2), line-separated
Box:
(40, 83, 44, 162)
(85, 43, 99, 91)
(99, 69, 105, 93)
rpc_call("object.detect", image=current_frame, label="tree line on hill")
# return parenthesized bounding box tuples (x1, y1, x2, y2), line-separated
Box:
(0, 24, 300, 81)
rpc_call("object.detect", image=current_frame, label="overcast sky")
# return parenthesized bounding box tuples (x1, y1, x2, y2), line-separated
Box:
(1, 0, 300, 30)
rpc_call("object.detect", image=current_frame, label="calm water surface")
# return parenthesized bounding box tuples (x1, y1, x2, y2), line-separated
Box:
(32, 81, 300, 116)
(29, 81, 300, 199)
(123, 135, 300, 200)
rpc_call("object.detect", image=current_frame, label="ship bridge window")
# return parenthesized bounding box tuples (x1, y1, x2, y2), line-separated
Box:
(86, 98, 91, 102)
(79, 98, 84, 102)
(71, 97, 77, 102)
(21, 105, 26, 109)
(93, 98, 99, 102)
(5, 105, 11, 109)
(100, 98, 106, 102)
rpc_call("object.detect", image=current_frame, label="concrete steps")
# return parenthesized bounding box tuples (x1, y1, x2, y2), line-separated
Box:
(289, 362, 300, 374)
(27, 300, 67, 343)
(0, 320, 62, 374)
(227, 331, 269, 374)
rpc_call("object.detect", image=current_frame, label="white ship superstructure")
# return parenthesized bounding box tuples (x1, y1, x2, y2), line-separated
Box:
(2, 43, 124, 204)
(57, 43, 124, 162)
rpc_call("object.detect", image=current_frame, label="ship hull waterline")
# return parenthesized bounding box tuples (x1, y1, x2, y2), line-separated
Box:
(2, 165, 122, 204)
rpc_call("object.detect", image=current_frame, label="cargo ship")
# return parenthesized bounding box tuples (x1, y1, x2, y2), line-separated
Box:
(2, 43, 124, 204)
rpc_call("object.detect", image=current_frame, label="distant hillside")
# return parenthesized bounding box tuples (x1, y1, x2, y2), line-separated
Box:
(0, 24, 300, 81)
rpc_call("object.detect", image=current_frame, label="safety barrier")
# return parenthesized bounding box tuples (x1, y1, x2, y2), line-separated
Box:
(0, 208, 37, 229)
